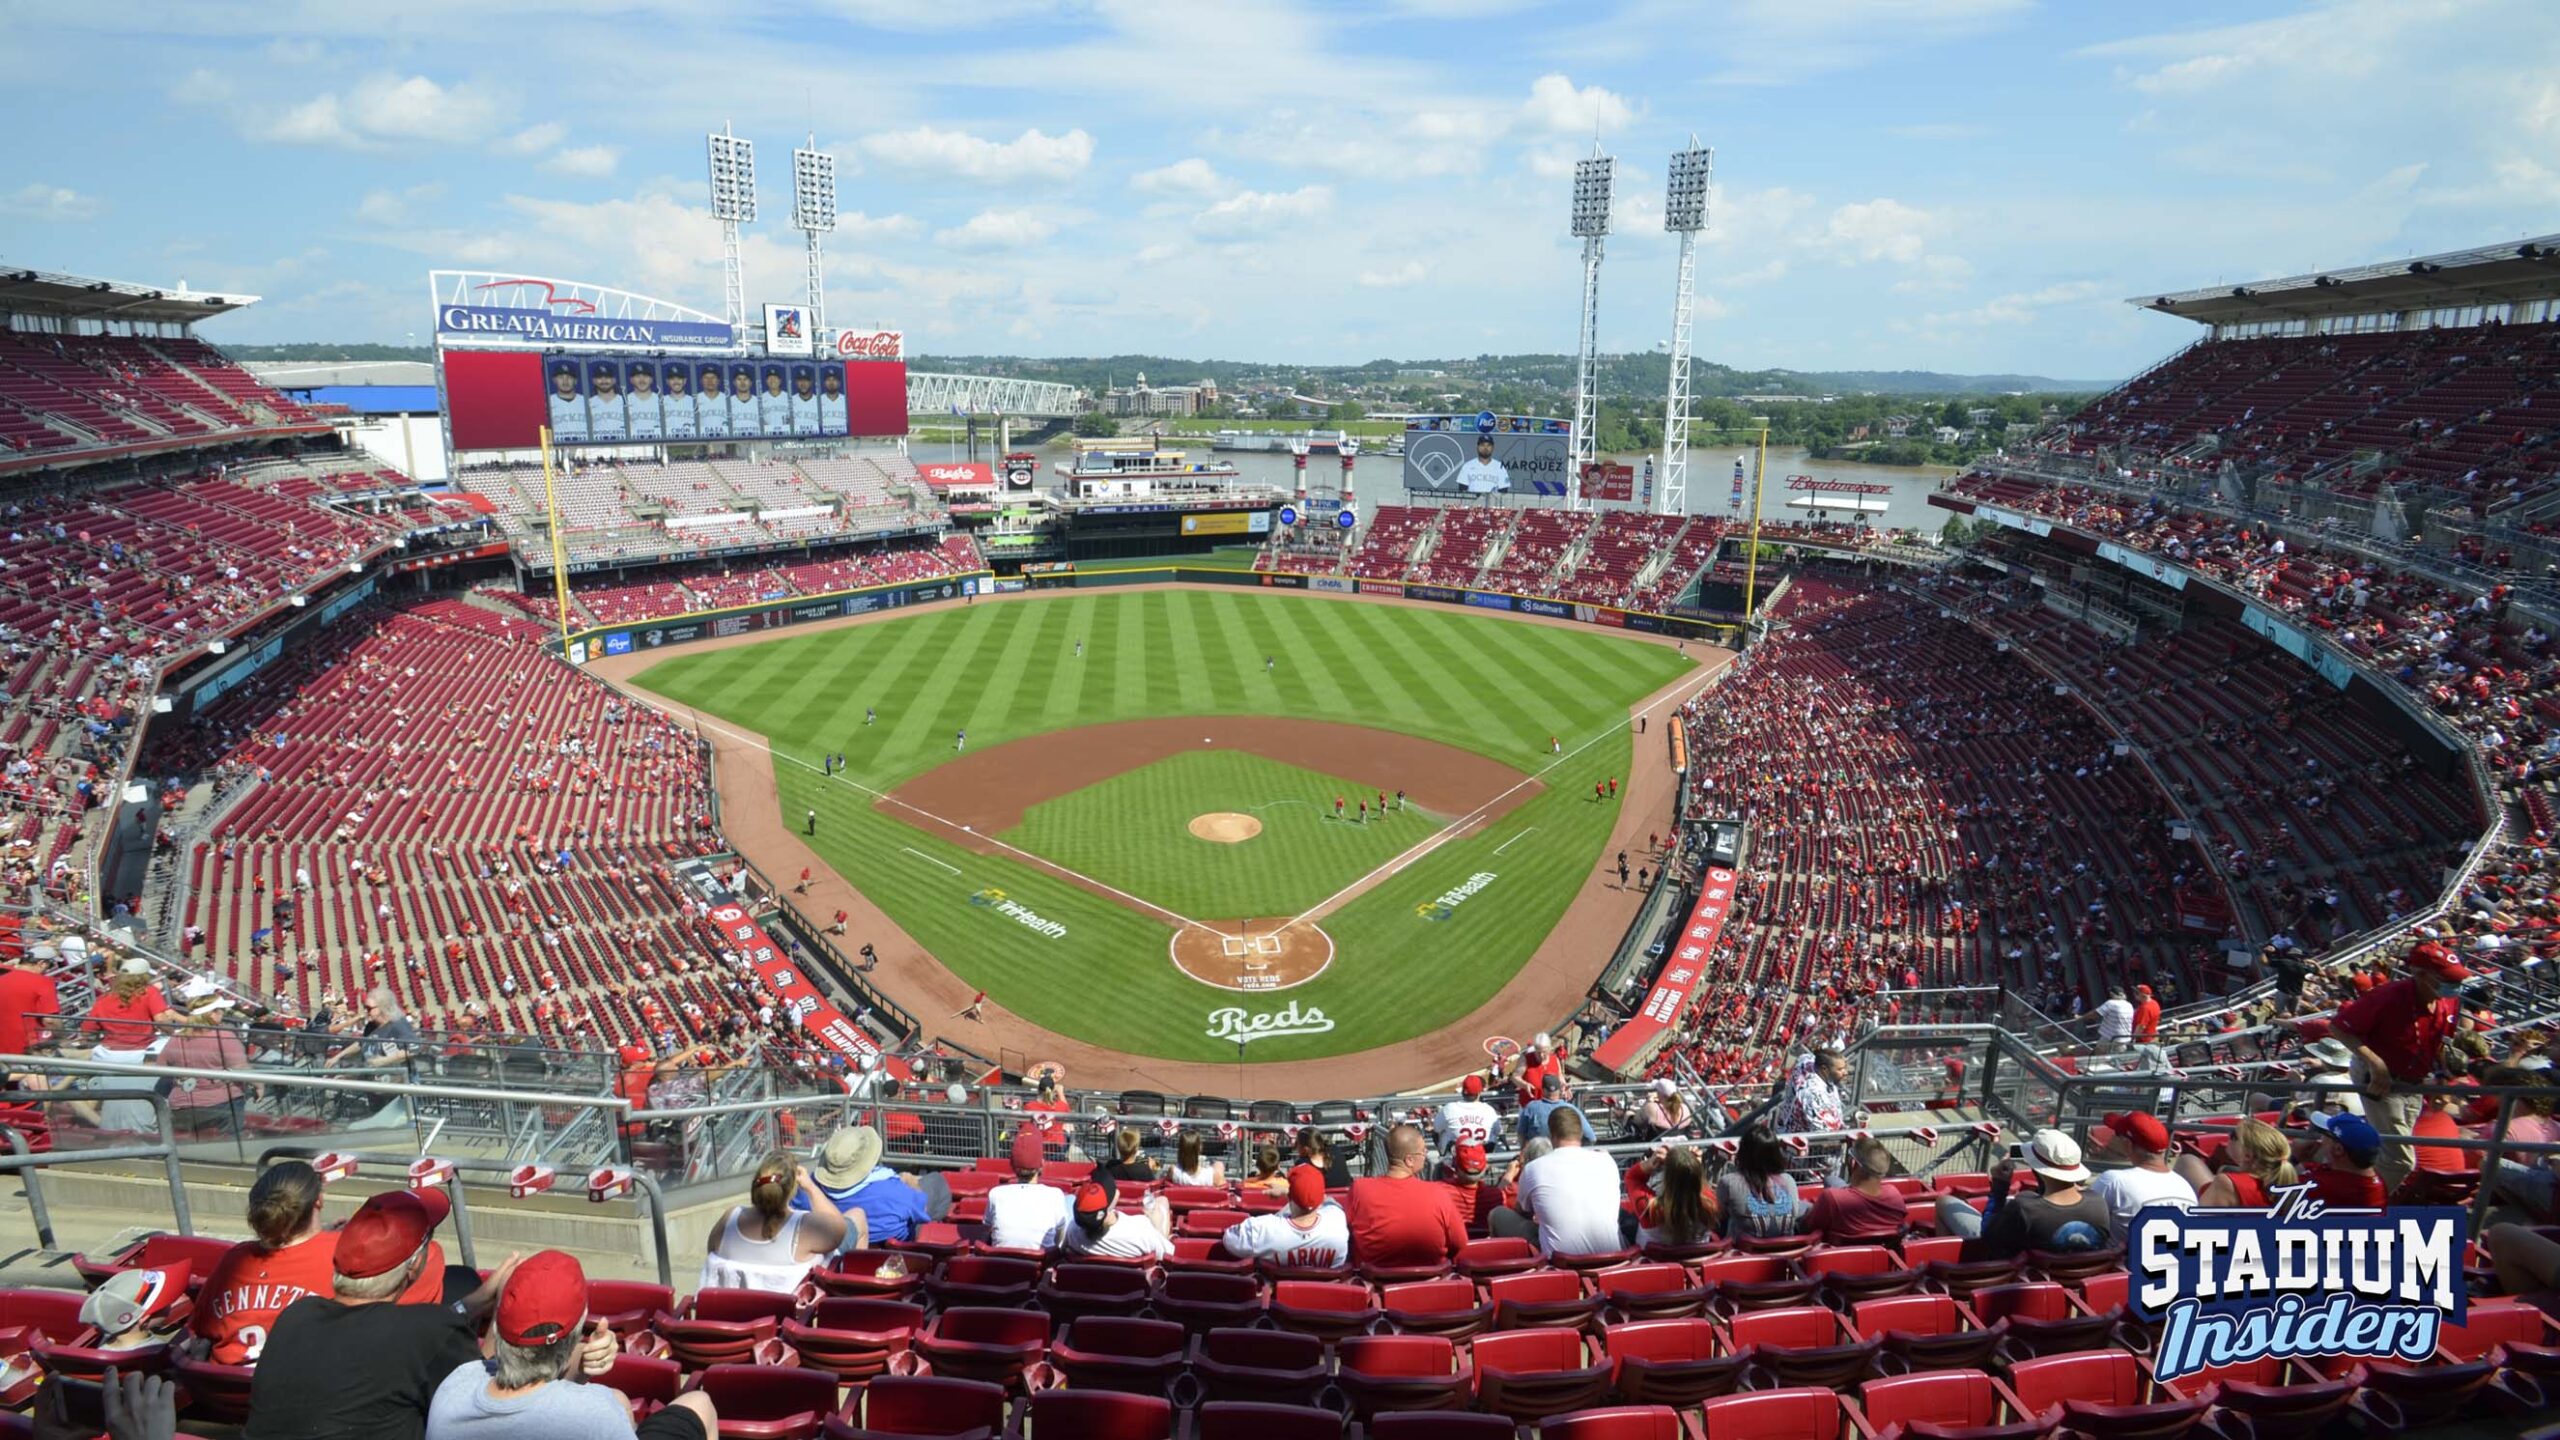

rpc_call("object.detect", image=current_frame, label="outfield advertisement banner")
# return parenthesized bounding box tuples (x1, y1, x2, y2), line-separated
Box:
(1405, 584, 1466, 604)
(707, 901, 883, 1067)
(1256, 573, 1307, 589)
(1594, 864, 1738, 1073)
(1358, 580, 1406, 598)
(1518, 597, 1572, 618)
(1308, 576, 1356, 594)
(1464, 591, 1515, 611)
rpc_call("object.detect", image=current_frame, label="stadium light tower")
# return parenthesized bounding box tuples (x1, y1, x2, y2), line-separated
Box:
(1568, 147, 1614, 506)
(792, 138, 836, 332)
(1658, 140, 1713, 517)
(706, 123, 758, 334)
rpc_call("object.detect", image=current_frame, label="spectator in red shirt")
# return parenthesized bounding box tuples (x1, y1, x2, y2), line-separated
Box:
(2331, 942, 2470, 1190)
(1510, 1033, 1563, 1104)
(1347, 1124, 1466, 1268)
(0, 944, 61, 1057)
(2130, 985, 2161, 1044)
(1800, 1138, 1913, 1245)
(2410, 1088, 2473, 1175)
(1440, 1143, 1504, 1229)
(86, 960, 168, 1052)
(2302, 1112, 2389, 1208)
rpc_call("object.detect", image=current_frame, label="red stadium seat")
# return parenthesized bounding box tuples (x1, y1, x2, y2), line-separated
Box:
(1590, 1263, 1710, 1321)
(1366, 1415, 1516, 1440)
(1924, 1257, 2026, 1302)
(781, 1298, 925, 1382)
(1846, 1293, 2006, 1373)
(812, 1250, 930, 1303)
(1846, 1369, 2035, 1440)
(824, 1376, 1009, 1440)
(926, 1255, 1039, 1310)
(1047, 1317, 1187, 1396)
(590, 1281, 678, 1336)
(1268, 1280, 1381, 1342)
(653, 1289, 795, 1370)
(1601, 1318, 1749, 1408)
(1453, 1238, 1542, 1281)
(1192, 1403, 1347, 1440)
(1472, 1327, 1613, 1423)
(1381, 1278, 1495, 1340)
(1037, 1264, 1152, 1324)
(1335, 1334, 1474, 1419)
(1698, 1254, 1817, 1313)
(1725, 1304, 1884, 1389)
(0, 1292, 85, 1346)
(1489, 1269, 1603, 1331)
(2159, 1356, 2363, 1440)
(171, 1354, 258, 1425)
(690, 1364, 839, 1440)
(1807, 1247, 1927, 1306)
(2004, 1350, 2212, 1440)
(1697, 1388, 1844, 1440)
(1537, 1405, 1686, 1440)
(1007, 1390, 1172, 1440)
(74, 1235, 234, 1295)
(1147, 1271, 1264, 1333)
(1187, 1328, 1327, 1406)
(1970, 1282, 2117, 1357)
(913, 1307, 1050, 1391)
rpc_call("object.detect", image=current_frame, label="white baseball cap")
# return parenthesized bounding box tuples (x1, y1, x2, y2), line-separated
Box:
(1532, 1032, 1553, 1052)
(2021, 1128, 2091, 1184)
(118, 958, 152, 977)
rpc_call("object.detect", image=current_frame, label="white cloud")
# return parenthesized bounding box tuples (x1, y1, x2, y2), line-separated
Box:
(1135, 242, 1184, 265)
(1193, 185, 1333, 235)
(836, 211, 923, 240)
(1132, 158, 1225, 195)
(351, 74, 506, 143)
(543, 144, 620, 178)
(1914, 280, 2109, 332)
(352, 183, 443, 228)
(2, 183, 101, 222)
(1520, 74, 1634, 137)
(936, 208, 1058, 249)
(860, 125, 1093, 183)
(1357, 261, 1427, 289)
(1822, 198, 1936, 264)
(498, 123, 566, 156)
(182, 69, 510, 149)
(261, 95, 350, 146)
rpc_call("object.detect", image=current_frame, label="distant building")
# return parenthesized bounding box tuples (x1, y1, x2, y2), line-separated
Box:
(1933, 425, 1963, 444)
(1102, 370, 1211, 417)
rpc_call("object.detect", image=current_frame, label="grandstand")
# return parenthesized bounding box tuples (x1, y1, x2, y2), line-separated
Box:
(4, 234, 2560, 1440)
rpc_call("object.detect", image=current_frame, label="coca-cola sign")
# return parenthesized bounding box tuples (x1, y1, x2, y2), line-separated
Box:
(829, 328, 904, 360)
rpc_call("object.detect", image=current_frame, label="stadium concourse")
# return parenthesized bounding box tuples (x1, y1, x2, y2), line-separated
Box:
(2, 246, 2560, 1439)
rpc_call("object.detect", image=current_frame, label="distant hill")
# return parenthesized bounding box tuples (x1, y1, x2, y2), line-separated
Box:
(218, 344, 2116, 398)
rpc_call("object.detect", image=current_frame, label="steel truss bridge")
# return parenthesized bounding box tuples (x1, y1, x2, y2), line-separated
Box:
(908, 372, 1081, 419)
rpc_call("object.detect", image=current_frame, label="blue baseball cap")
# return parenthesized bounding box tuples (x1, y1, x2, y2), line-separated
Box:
(2310, 1110, 2383, 1165)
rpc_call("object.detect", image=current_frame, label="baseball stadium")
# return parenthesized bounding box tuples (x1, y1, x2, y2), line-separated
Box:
(3, 25, 2560, 1440)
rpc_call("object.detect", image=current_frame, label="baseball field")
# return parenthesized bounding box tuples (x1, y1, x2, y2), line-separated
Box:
(632, 588, 1699, 1064)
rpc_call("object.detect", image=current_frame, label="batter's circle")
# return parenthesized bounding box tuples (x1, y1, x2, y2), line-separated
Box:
(1188, 812, 1263, 844)
(1171, 918, 1336, 991)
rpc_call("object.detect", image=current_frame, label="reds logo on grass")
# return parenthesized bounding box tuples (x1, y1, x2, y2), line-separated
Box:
(2134, 1184, 2465, 1381)
(1415, 871, 1498, 922)
(1207, 1002, 1336, 1045)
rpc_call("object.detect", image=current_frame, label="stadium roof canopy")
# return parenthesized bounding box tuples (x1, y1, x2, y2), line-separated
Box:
(2134, 233, 2560, 326)
(0, 264, 257, 324)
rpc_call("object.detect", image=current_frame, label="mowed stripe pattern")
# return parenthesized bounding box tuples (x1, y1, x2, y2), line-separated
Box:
(636, 590, 1695, 1062)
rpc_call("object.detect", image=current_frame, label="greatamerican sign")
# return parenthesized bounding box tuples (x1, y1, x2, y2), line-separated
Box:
(436, 304, 735, 349)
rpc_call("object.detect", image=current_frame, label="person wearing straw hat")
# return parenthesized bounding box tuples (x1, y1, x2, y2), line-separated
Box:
(1935, 1128, 2113, 1260)
(794, 1124, 940, 1248)
(160, 977, 249, 1134)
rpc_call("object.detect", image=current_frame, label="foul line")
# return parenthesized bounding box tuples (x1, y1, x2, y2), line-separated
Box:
(900, 847, 962, 877)
(1270, 654, 1732, 938)
(1492, 827, 1538, 856)
(607, 687, 1219, 937)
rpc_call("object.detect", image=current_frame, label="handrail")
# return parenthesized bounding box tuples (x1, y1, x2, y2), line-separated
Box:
(0, 1087, 194, 1237)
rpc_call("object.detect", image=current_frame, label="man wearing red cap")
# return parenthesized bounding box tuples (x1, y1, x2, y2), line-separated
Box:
(1347, 1124, 1466, 1268)
(1061, 1175, 1174, 1261)
(981, 1128, 1070, 1253)
(425, 1250, 708, 1440)
(1220, 1166, 1350, 1269)
(2129, 985, 2161, 1045)
(1432, 1075, 1499, 1156)
(2086, 1111, 2196, 1231)
(2331, 941, 2473, 1190)
(246, 1191, 517, 1440)
(1438, 1142, 1505, 1235)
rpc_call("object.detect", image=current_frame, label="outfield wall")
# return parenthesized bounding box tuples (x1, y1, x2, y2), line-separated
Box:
(549, 566, 1744, 664)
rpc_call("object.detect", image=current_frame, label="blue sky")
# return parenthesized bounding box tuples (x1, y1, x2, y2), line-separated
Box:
(3, 0, 2552, 379)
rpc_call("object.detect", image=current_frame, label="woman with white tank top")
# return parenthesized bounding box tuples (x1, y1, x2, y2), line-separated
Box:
(699, 1149, 860, 1293)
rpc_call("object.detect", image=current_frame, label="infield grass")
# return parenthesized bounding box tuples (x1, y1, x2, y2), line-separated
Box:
(635, 589, 1696, 1062)
(1003, 750, 1453, 917)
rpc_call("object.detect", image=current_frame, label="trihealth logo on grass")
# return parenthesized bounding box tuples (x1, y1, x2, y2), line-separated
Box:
(1416, 871, 1498, 922)
(968, 887, 1068, 940)
(1206, 1002, 1335, 1045)
(2133, 1185, 2464, 1382)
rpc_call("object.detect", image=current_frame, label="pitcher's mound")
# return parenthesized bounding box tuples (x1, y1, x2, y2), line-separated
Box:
(1189, 812, 1262, 843)
(1172, 918, 1335, 991)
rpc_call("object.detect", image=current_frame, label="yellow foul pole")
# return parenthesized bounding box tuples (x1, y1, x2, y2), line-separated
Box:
(539, 427, 572, 651)
(1740, 418, 1770, 622)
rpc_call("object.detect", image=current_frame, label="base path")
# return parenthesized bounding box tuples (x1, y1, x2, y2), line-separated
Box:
(594, 581, 1737, 1094)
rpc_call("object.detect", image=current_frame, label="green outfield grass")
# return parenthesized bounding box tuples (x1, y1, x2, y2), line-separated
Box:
(635, 589, 1695, 1062)
(1003, 750, 1457, 917)
(1070, 547, 1263, 573)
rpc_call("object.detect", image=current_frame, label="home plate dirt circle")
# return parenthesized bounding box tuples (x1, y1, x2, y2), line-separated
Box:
(1171, 918, 1335, 991)
(1188, 812, 1262, 843)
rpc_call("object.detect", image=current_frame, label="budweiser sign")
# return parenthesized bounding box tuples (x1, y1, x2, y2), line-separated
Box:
(830, 328, 904, 360)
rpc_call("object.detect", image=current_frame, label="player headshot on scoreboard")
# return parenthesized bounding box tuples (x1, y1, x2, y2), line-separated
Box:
(585, 360, 627, 441)
(788, 364, 821, 436)
(545, 362, 588, 443)
(695, 364, 730, 437)
(758, 363, 792, 435)
(623, 360, 662, 441)
(1457, 434, 1510, 495)
(727, 364, 759, 436)
(661, 364, 698, 440)
(818, 364, 848, 435)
